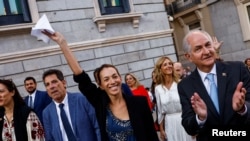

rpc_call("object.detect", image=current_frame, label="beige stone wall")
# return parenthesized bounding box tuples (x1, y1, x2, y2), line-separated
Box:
(0, 0, 175, 97)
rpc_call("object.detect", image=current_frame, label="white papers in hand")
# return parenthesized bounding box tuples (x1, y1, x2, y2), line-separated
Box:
(31, 14, 55, 43)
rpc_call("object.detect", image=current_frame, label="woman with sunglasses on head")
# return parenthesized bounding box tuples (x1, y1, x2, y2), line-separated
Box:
(43, 31, 159, 141)
(0, 79, 45, 141)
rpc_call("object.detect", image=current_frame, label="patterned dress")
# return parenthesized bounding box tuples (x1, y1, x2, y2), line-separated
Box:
(2, 111, 45, 141)
(106, 108, 136, 141)
(155, 82, 195, 141)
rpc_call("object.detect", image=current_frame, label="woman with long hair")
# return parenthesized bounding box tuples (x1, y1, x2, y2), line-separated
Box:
(154, 56, 195, 141)
(42, 31, 159, 141)
(0, 79, 44, 141)
(125, 73, 153, 111)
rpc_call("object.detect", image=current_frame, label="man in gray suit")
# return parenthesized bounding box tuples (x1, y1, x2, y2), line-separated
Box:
(42, 69, 101, 141)
(178, 30, 250, 141)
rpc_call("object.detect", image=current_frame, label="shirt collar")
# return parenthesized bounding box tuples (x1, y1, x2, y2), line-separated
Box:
(197, 64, 217, 82)
(30, 90, 37, 97)
(54, 93, 68, 107)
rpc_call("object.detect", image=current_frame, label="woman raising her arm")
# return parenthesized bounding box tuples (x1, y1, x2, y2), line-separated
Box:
(42, 31, 159, 141)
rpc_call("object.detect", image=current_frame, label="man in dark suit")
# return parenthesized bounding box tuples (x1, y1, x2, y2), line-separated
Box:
(24, 76, 52, 125)
(177, 30, 250, 141)
(42, 69, 101, 141)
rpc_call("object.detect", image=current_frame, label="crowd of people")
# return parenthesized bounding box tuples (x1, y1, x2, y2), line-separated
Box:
(1, 29, 250, 141)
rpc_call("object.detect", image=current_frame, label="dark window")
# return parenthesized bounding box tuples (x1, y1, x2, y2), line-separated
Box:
(247, 5, 250, 23)
(189, 22, 201, 30)
(98, 0, 130, 15)
(0, 0, 31, 26)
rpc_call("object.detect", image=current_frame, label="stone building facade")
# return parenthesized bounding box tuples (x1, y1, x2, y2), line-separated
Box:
(166, 0, 250, 69)
(0, 0, 175, 97)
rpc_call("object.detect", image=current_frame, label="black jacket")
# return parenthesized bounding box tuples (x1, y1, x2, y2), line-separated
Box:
(74, 71, 159, 141)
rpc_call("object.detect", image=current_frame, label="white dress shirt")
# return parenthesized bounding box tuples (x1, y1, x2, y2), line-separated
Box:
(54, 93, 74, 141)
(196, 64, 217, 125)
(29, 90, 37, 108)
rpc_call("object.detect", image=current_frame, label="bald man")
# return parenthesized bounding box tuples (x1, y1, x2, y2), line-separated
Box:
(173, 62, 184, 80)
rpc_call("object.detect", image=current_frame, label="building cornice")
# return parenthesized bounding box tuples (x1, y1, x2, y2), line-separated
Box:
(0, 29, 173, 64)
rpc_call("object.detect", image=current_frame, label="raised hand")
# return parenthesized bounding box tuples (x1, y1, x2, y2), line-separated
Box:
(232, 82, 246, 112)
(191, 92, 207, 120)
(42, 31, 82, 75)
(212, 36, 223, 52)
(42, 30, 66, 45)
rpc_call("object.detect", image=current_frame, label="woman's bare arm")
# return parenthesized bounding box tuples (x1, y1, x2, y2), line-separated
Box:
(42, 31, 82, 75)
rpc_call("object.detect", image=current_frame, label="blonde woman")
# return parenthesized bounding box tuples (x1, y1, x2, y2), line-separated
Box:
(154, 56, 195, 141)
(125, 73, 153, 111)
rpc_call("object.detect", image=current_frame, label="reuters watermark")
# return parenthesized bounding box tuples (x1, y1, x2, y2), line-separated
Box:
(212, 129, 247, 137)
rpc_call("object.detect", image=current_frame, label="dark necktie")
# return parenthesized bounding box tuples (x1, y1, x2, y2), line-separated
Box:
(59, 103, 76, 141)
(206, 73, 220, 113)
(29, 96, 33, 109)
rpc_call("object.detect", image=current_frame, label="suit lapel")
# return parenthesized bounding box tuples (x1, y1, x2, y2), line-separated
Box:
(216, 62, 226, 114)
(191, 69, 219, 118)
(216, 61, 233, 123)
(34, 91, 40, 109)
(51, 103, 63, 141)
(67, 93, 77, 133)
